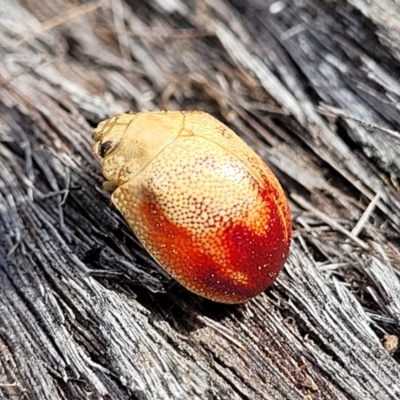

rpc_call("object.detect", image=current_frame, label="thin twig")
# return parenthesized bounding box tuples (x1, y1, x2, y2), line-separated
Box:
(291, 193, 370, 250)
(351, 192, 381, 237)
(110, 0, 130, 64)
(318, 104, 400, 143)
(13, 2, 101, 47)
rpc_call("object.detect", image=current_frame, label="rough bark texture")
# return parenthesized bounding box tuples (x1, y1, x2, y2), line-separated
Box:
(1, 0, 400, 399)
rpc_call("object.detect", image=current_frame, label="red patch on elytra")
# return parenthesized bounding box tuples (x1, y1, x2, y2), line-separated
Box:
(138, 181, 291, 303)
(197, 198, 289, 302)
(139, 198, 226, 297)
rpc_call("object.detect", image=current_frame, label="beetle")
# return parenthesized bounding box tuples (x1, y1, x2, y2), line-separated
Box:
(93, 110, 291, 303)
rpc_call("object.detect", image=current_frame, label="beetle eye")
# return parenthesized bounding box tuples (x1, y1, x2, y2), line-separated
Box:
(99, 140, 116, 158)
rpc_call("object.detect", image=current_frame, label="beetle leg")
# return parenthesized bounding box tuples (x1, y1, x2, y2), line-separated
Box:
(102, 180, 118, 192)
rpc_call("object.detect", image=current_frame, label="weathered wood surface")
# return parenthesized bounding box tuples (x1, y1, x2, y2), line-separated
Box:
(1, 0, 400, 399)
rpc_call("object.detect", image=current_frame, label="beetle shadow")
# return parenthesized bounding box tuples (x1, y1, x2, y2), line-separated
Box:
(129, 281, 248, 334)
(73, 184, 247, 334)
(80, 230, 246, 333)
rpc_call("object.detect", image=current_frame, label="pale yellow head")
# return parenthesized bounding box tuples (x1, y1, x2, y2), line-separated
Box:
(92, 111, 185, 187)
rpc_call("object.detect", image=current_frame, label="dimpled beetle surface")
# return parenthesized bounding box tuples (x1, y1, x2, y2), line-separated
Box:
(93, 111, 291, 304)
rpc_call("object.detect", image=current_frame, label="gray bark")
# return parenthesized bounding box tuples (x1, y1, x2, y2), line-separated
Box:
(1, 0, 400, 399)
